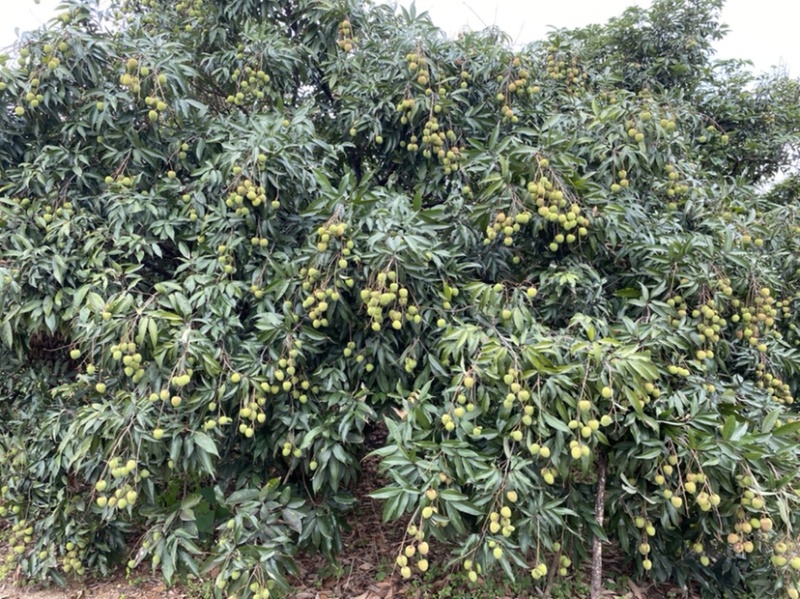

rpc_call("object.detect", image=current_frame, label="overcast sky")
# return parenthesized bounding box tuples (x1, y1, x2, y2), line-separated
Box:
(0, 0, 796, 74)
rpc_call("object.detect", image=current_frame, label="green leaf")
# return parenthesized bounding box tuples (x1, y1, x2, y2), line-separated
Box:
(0, 321, 11, 349)
(721, 415, 736, 441)
(369, 486, 402, 500)
(761, 409, 781, 434)
(773, 421, 800, 437)
(192, 432, 219, 457)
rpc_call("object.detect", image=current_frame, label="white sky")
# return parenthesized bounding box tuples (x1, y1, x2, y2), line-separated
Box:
(0, 0, 796, 74)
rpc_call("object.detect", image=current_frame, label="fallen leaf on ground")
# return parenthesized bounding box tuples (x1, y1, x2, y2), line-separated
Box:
(628, 578, 647, 599)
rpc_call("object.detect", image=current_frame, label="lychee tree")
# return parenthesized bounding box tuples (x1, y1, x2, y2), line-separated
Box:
(1, 0, 800, 598)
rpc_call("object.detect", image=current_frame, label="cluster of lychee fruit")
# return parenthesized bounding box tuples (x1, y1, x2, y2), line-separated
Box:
(148, 377, 196, 415)
(609, 169, 630, 194)
(236, 397, 267, 438)
(488, 491, 518, 539)
(7, 38, 71, 116)
(414, 116, 464, 175)
(245, 580, 273, 599)
(647, 456, 705, 516)
(1, 518, 35, 569)
(359, 270, 420, 332)
(110, 340, 146, 382)
(663, 164, 690, 210)
(59, 540, 86, 576)
(494, 55, 541, 123)
(337, 19, 355, 52)
(213, 243, 237, 275)
(31, 200, 74, 228)
(301, 285, 338, 329)
(95, 477, 139, 512)
(565, 388, 615, 458)
(529, 561, 548, 580)
(665, 295, 727, 362)
(626, 124, 645, 144)
(530, 166, 590, 250)
(395, 96, 416, 126)
(552, 542, 573, 577)
(484, 210, 532, 247)
(697, 124, 729, 146)
(396, 522, 430, 578)
(447, 376, 478, 429)
(724, 479, 774, 555)
(255, 349, 316, 408)
(13, 76, 43, 117)
(731, 287, 785, 360)
(144, 93, 169, 122)
(299, 266, 343, 328)
(770, 539, 800, 599)
(174, 0, 205, 19)
(225, 65, 271, 106)
(0, 484, 18, 518)
(314, 220, 350, 254)
(119, 58, 143, 93)
(104, 173, 137, 189)
(105, 457, 139, 481)
(405, 51, 430, 87)
(280, 440, 302, 460)
(123, 0, 205, 22)
(659, 116, 678, 131)
(545, 48, 587, 95)
(224, 176, 273, 216)
(597, 90, 619, 105)
(754, 363, 793, 404)
(735, 229, 766, 247)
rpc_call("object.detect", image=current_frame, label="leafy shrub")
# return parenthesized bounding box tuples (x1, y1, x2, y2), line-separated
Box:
(1, 0, 800, 597)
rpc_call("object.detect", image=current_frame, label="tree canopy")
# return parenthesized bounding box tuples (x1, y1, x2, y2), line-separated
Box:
(1, 0, 800, 597)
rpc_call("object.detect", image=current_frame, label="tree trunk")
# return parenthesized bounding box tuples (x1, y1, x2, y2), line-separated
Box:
(591, 452, 607, 599)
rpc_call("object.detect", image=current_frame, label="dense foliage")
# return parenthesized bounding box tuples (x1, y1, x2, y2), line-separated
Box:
(1, 0, 800, 597)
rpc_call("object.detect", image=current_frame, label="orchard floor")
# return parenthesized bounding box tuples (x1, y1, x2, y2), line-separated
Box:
(1, 435, 697, 599)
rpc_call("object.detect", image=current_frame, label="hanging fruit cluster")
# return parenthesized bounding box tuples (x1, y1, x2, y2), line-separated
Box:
(406, 50, 430, 87)
(119, 57, 143, 93)
(484, 210, 532, 247)
(224, 177, 269, 216)
(530, 164, 590, 251)
(545, 47, 588, 95)
(299, 267, 341, 329)
(495, 55, 540, 123)
(110, 339, 146, 383)
(225, 64, 271, 106)
(359, 270, 421, 332)
(419, 117, 463, 174)
(337, 19, 355, 52)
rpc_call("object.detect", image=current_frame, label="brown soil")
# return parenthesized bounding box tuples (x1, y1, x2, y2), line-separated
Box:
(287, 425, 412, 599)
(0, 577, 177, 599)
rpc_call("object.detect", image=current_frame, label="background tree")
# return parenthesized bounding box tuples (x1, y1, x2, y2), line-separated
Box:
(1, 0, 800, 597)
